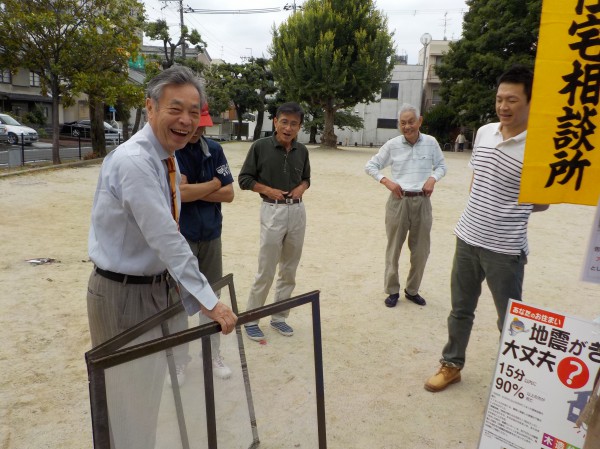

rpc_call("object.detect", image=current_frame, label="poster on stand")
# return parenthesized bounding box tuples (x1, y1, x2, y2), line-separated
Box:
(581, 197, 600, 284)
(479, 300, 600, 449)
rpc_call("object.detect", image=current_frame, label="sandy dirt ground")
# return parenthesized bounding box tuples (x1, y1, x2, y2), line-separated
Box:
(0, 141, 598, 449)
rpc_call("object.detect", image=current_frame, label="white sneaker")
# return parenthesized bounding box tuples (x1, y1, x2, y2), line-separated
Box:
(212, 355, 232, 380)
(167, 364, 186, 387)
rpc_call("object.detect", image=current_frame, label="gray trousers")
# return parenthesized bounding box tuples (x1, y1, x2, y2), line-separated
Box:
(442, 237, 527, 368)
(170, 237, 223, 364)
(384, 193, 432, 296)
(246, 201, 306, 325)
(87, 269, 169, 449)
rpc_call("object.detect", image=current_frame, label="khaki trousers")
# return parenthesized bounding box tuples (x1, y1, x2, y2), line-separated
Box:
(87, 270, 169, 449)
(246, 201, 306, 325)
(170, 237, 223, 365)
(384, 193, 432, 296)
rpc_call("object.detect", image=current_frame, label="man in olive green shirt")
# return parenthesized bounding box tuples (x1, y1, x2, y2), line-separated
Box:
(238, 102, 311, 342)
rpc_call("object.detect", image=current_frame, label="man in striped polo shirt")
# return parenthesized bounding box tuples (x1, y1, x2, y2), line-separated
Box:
(425, 65, 549, 392)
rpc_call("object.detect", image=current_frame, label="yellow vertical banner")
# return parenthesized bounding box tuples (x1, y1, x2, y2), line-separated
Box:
(521, 0, 600, 206)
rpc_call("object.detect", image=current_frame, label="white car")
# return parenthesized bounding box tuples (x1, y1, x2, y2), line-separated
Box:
(0, 113, 39, 145)
(0, 124, 8, 144)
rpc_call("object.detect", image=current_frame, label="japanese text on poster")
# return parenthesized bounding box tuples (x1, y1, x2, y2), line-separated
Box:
(479, 300, 600, 449)
(582, 196, 600, 284)
(520, 0, 600, 206)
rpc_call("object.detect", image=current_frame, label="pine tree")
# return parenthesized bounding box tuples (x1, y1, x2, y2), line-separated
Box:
(270, 0, 395, 148)
(436, 0, 542, 128)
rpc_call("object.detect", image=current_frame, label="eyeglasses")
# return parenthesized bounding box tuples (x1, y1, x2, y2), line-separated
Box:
(277, 119, 300, 128)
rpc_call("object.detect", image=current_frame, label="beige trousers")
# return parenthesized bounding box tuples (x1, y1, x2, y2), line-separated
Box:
(246, 201, 306, 325)
(87, 270, 169, 449)
(384, 193, 432, 296)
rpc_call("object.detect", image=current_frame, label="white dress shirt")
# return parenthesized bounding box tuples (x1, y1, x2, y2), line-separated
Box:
(365, 132, 447, 191)
(88, 123, 217, 313)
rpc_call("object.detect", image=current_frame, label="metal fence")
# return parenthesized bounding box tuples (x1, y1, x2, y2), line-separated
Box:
(85, 274, 326, 449)
(0, 133, 122, 167)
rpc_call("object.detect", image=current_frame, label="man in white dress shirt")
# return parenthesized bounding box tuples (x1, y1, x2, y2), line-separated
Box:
(87, 65, 237, 448)
(365, 103, 447, 309)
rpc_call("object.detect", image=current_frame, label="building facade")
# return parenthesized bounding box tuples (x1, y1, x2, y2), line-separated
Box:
(419, 39, 451, 113)
(0, 68, 56, 125)
(286, 61, 423, 147)
(259, 39, 453, 147)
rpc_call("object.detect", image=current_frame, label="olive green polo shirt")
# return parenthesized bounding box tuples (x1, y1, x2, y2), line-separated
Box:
(238, 134, 311, 194)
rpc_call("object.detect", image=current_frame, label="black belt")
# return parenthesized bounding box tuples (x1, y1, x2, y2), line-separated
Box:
(403, 191, 425, 197)
(95, 266, 168, 284)
(263, 198, 302, 204)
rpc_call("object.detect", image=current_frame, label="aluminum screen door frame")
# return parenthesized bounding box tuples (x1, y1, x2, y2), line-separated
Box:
(85, 274, 326, 449)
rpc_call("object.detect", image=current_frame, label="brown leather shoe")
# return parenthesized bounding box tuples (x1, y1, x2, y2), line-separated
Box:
(424, 364, 461, 392)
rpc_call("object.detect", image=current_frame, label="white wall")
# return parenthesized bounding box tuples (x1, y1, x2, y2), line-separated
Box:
(276, 63, 423, 146)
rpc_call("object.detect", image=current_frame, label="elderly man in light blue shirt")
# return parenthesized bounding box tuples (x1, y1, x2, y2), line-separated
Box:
(365, 103, 446, 308)
(86, 66, 237, 449)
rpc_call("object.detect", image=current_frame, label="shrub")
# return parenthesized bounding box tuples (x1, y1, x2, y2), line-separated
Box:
(23, 105, 47, 128)
(83, 151, 101, 160)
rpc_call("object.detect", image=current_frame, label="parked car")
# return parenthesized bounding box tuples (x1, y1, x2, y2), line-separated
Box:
(0, 124, 8, 144)
(60, 120, 121, 142)
(0, 113, 39, 145)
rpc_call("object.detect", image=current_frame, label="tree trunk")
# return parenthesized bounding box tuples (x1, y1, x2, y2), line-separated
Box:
(322, 105, 337, 148)
(309, 125, 318, 144)
(132, 107, 142, 134)
(51, 80, 61, 165)
(116, 100, 131, 141)
(235, 105, 244, 141)
(122, 115, 130, 141)
(236, 116, 243, 141)
(90, 98, 107, 157)
(253, 104, 265, 141)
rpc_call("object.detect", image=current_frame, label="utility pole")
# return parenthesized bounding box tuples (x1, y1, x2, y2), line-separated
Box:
(442, 12, 449, 41)
(283, 1, 302, 13)
(179, 0, 185, 57)
(161, 0, 186, 57)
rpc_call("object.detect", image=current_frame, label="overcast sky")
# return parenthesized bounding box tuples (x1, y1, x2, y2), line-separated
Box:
(142, 0, 468, 65)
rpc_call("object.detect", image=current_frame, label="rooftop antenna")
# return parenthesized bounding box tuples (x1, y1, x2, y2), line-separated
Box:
(442, 11, 449, 41)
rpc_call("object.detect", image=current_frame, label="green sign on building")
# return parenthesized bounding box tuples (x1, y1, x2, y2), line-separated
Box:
(128, 55, 145, 70)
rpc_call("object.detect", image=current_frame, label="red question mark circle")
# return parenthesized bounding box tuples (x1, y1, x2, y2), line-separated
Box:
(557, 357, 589, 389)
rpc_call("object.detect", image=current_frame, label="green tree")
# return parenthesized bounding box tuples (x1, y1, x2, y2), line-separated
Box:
(303, 105, 322, 144)
(129, 59, 161, 136)
(114, 83, 147, 141)
(303, 108, 363, 144)
(204, 62, 264, 141)
(72, 13, 145, 156)
(436, 0, 541, 129)
(249, 58, 277, 141)
(144, 19, 206, 69)
(270, 0, 395, 148)
(0, 0, 144, 163)
(422, 103, 456, 145)
(203, 66, 233, 117)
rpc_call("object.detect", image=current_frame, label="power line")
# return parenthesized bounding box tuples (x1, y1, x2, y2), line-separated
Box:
(183, 13, 257, 61)
(147, 2, 467, 64)
(385, 8, 466, 15)
(183, 7, 281, 14)
(180, 6, 281, 60)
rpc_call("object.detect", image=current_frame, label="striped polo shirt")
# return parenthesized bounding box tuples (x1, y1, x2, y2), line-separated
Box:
(454, 123, 534, 256)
